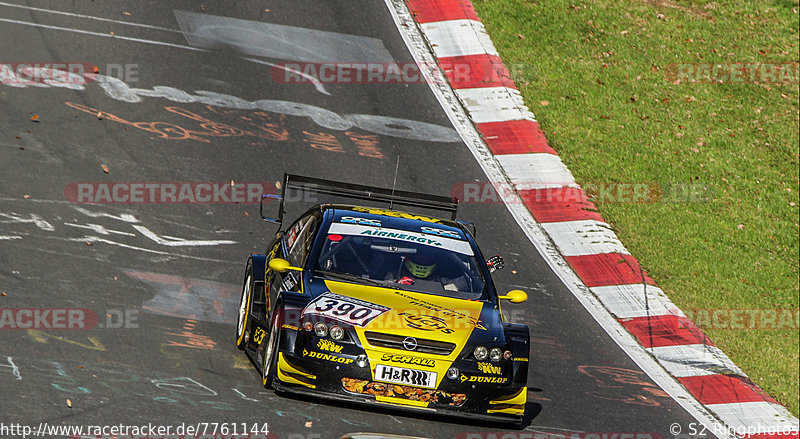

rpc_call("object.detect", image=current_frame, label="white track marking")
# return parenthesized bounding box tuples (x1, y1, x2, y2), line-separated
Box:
(132, 225, 235, 247)
(0, 17, 329, 95)
(64, 236, 235, 263)
(0, 1, 182, 33)
(174, 10, 394, 64)
(383, 0, 737, 436)
(242, 57, 330, 95)
(0, 212, 55, 231)
(0, 197, 71, 204)
(419, 19, 498, 58)
(540, 220, 630, 256)
(2, 356, 22, 380)
(0, 17, 203, 51)
(0, 235, 22, 240)
(454, 87, 536, 123)
(72, 207, 139, 223)
(64, 223, 137, 237)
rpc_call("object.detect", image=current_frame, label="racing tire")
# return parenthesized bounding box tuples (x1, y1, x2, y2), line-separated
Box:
(262, 309, 281, 389)
(236, 260, 254, 350)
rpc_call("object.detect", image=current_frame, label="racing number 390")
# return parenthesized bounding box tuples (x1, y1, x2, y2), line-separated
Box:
(307, 294, 388, 327)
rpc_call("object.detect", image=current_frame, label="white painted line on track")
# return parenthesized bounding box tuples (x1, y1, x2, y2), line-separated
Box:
(0, 1, 182, 33)
(0, 17, 330, 95)
(383, 0, 738, 435)
(0, 17, 204, 51)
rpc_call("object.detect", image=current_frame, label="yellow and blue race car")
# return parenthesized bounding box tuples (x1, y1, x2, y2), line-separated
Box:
(236, 175, 530, 423)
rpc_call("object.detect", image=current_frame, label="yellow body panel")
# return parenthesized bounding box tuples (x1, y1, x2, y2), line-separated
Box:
(324, 280, 485, 387)
(375, 395, 434, 408)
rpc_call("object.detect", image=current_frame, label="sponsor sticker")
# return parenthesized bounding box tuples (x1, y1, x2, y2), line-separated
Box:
(397, 312, 454, 334)
(339, 216, 382, 226)
(476, 362, 502, 375)
(459, 374, 508, 384)
(420, 226, 461, 239)
(317, 339, 344, 353)
(327, 223, 474, 255)
(351, 206, 441, 223)
(393, 291, 486, 330)
(380, 353, 435, 368)
(302, 349, 354, 364)
(302, 292, 390, 327)
(375, 364, 437, 388)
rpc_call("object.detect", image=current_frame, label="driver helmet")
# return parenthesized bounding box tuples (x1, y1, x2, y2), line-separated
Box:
(405, 249, 437, 278)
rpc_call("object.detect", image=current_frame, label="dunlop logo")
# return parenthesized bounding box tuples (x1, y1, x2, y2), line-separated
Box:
(477, 362, 502, 375)
(302, 349, 353, 364)
(318, 339, 343, 353)
(459, 375, 508, 384)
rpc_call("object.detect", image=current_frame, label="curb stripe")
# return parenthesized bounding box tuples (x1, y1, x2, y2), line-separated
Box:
(420, 19, 498, 58)
(454, 87, 535, 123)
(495, 153, 576, 188)
(707, 401, 800, 432)
(404, 0, 479, 23)
(590, 284, 681, 319)
(678, 374, 779, 405)
(475, 120, 555, 155)
(519, 187, 602, 223)
(438, 53, 515, 89)
(541, 219, 630, 257)
(620, 314, 714, 348)
(564, 253, 656, 287)
(648, 344, 745, 378)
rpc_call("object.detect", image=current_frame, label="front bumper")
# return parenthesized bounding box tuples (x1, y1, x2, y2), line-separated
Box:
(273, 350, 526, 423)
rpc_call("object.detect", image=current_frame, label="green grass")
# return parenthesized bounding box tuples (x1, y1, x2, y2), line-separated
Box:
(469, 0, 799, 415)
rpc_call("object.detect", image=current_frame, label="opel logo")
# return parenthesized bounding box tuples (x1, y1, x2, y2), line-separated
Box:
(402, 337, 418, 351)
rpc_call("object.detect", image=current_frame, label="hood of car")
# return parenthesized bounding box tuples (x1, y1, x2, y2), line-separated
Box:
(311, 280, 491, 387)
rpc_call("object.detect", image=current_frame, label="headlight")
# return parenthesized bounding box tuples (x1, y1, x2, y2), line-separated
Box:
(356, 354, 368, 368)
(329, 325, 344, 340)
(473, 346, 488, 361)
(303, 321, 314, 331)
(489, 347, 502, 362)
(314, 322, 328, 337)
(446, 367, 460, 379)
(503, 350, 513, 360)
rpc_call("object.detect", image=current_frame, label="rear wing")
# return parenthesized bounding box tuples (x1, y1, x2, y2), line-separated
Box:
(260, 173, 459, 226)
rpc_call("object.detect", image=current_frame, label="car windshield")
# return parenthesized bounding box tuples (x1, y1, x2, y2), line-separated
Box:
(314, 222, 487, 299)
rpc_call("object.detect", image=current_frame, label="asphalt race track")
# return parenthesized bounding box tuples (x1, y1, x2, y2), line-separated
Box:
(1, 1, 711, 438)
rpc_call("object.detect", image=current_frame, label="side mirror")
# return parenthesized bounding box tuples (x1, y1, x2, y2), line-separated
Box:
(268, 258, 303, 273)
(498, 289, 527, 303)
